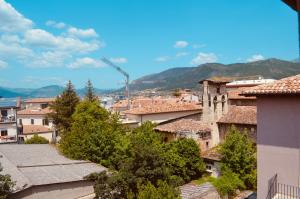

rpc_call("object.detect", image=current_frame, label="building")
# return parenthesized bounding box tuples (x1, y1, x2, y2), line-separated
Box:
(0, 99, 18, 143)
(217, 106, 257, 142)
(201, 147, 221, 177)
(18, 98, 55, 143)
(242, 74, 300, 199)
(124, 101, 202, 124)
(154, 119, 212, 151)
(0, 144, 106, 199)
(200, 78, 230, 147)
(227, 88, 257, 106)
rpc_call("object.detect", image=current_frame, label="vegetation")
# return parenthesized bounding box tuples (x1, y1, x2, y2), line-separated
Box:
(0, 164, 14, 199)
(212, 126, 257, 198)
(25, 134, 49, 144)
(48, 81, 80, 135)
(85, 80, 98, 102)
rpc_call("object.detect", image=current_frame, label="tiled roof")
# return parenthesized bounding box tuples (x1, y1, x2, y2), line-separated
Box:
(201, 147, 221, 161)
(218, 106, 257, 125)
(124, 102, 201, 115)
(155, 119, 211, 133)
(112, 97, 178, 109)
(227, 88, 256, 100)
(18, 107, 52, 115)
(199, 76, 233, 84)
(22, 125, 53, 134)
(24, 98, 55, 103)
(242, 74, 300, 96)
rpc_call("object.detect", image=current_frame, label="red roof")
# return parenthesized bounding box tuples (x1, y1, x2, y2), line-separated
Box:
(227, 88, 256, 100)
(218, 106, 257, 125)
(242, 74, 300, 96)
(22, 125, 53, 134)
(18, 107, 52, 115)
(155, 119, 211, 133)
(24, 98, 55, 103)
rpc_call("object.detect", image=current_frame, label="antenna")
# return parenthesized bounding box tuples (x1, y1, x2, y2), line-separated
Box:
(101, 57, 130, 109)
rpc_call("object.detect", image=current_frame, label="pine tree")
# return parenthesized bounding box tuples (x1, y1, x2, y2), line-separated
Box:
(48, 81, 80, 135)
(85, 80, 98, 102)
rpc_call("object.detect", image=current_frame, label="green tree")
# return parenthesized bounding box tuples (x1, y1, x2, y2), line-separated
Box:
(219, 126, 257, 190)
(59, 99, 110, 160)
(0, 164, 14, 199)
(137, 180, 181, 199)
(85, 79, 98, 102)
(211, 168, 245, 198)
(25, 134, 49, 144)
(48, 81, 80, 134)
(164, 138, 206, 183)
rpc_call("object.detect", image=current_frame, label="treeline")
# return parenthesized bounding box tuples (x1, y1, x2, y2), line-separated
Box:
(48, 80, 206, 199)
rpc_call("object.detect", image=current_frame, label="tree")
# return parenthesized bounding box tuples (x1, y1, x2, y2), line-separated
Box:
(219, 126, 257, 190)
(137, 180, 181, 199)
(85, 80, 98, 102)
(164, 138, 206, 183)
(59, 99, 110, 160)
(48, 81, 80, 134)
(25, 134, 49, 144)
(0, 164, 14, 199)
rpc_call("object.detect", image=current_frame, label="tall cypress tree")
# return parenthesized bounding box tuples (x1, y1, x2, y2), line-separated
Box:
(48, 81, 80, 135)
(85, 80, 98, 102)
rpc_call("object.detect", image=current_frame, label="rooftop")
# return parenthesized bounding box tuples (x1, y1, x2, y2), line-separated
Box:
(226, 78, 275, 88)
(227, 88, 256, 100)
(155, 119, 211, 133)
(0, 144, 106, 192)
(18, 107, 52, 115)
(124, 102, 201, 115)
(201, 147, 221, 161)
(199, 76, 233, 84)
(24, 98, 55, 103)
(218, 106, 257, 125)
(242, 74, 300, 96)
(22, 125, 53, 134)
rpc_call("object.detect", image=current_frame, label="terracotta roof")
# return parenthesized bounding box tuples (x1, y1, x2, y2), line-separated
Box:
(201, 147, 221, 161)
(218, 106, 257, 125)
(155, 119, 211, 133)
(242, 74, 300, 96)
(112, 97, 178, 109)
(199, 76, 233, 84)
(124, 102, 201, 115)
(22, 125, 53, 134)
(24, 98, 55, 103)
(18, 107, 52, 115)
(227, 88, 256, 100)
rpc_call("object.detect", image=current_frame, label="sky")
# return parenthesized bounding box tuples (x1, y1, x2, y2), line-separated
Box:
(0, 0, 298, 89)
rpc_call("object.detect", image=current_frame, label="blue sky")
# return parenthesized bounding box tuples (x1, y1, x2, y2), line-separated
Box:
(0, 0, 298, 89)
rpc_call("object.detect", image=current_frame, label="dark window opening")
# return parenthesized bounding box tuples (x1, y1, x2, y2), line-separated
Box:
(217, 87, 221, 94)
(41, 104, 48, 109)
(1, 130, 8, 136)
(31, 119, 34, 125)
(43, 118, 49, 126)
(1, 110, 8, 117)
(19, 119, 22, 125)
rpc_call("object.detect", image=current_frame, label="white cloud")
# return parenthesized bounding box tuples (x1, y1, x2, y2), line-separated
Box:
(191, 52, 218, 65)
(155, 56, 170, 62)
(46, 20, 66, 29)
(68, 27, 98, 38)
(247, 54, 265, 62)
(0, 0, 104, 68)
(110, 57, 127, 64)
(0, 60, 8, 69)
(174, 41, 189, 48)
(0, 0, 33, 32)
(68, 57, 105, 69)
(176, 52, 188, 57)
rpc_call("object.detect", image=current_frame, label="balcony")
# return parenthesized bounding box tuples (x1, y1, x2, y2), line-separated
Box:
(0, 116, 16, 123)
(267, 174, 300, 199)
(0, 135, 17, 143)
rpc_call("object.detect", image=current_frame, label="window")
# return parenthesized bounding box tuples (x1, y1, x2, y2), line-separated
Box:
(206, 141, 209, 149)
(43, 119, 49, 126)
(221, 95, 226, 112)
(206, 165, 212, 170)
(41, 104, 48, 109)
(31, 119, 34, 125)
(1, 130, 8, 136)
(1, 110, 7, 117)
(217, 87, 221, 94)
(19, 119, 22, 125)
(213, 96, 217, 113)
(208, 94, 211, 107)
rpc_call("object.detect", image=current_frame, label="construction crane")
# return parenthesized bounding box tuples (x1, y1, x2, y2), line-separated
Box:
(101, 57, 130, 109)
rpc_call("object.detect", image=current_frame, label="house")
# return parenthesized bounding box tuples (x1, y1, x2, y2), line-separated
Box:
(227, 88, 257, 106)
(124, 101, 202, 124)
(18, 98, 55, 143)
(0, 99, 18, 143)
(201, 147, 221, 177)
(154, 119, 212, 151)
(242, 74, 300, 199)
(217, 105, 257, 142)
(0, 144, 106, 199)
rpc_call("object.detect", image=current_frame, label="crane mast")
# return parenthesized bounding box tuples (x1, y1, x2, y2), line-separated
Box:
(101, 57, 130, 109)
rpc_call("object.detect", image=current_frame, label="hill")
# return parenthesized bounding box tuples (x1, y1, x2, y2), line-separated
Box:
(130, 58, 300, 91)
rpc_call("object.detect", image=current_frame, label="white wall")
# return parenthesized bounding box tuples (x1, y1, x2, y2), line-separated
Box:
(24, 132, 54, 142)
(18, 115, 53, 128)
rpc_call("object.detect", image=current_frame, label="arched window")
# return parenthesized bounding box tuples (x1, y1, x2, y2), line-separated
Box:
(213, 96, 217, 112)
(222, 95, 226, 112)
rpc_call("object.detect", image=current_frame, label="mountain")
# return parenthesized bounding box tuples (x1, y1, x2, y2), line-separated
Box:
(0, 87, 27, 98)
(130, 58, 300, 91)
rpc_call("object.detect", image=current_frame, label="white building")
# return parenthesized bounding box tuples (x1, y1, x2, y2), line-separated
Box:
(0, 99, 18, 143)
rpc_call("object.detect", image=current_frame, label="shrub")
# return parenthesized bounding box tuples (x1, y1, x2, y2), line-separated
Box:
(25, 134, 49, 144)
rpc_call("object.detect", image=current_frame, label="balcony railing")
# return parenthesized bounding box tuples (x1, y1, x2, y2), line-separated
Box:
(267, 174, 300, 199)
(0, 135, 17, 143)
(0, 116, 16, 123)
